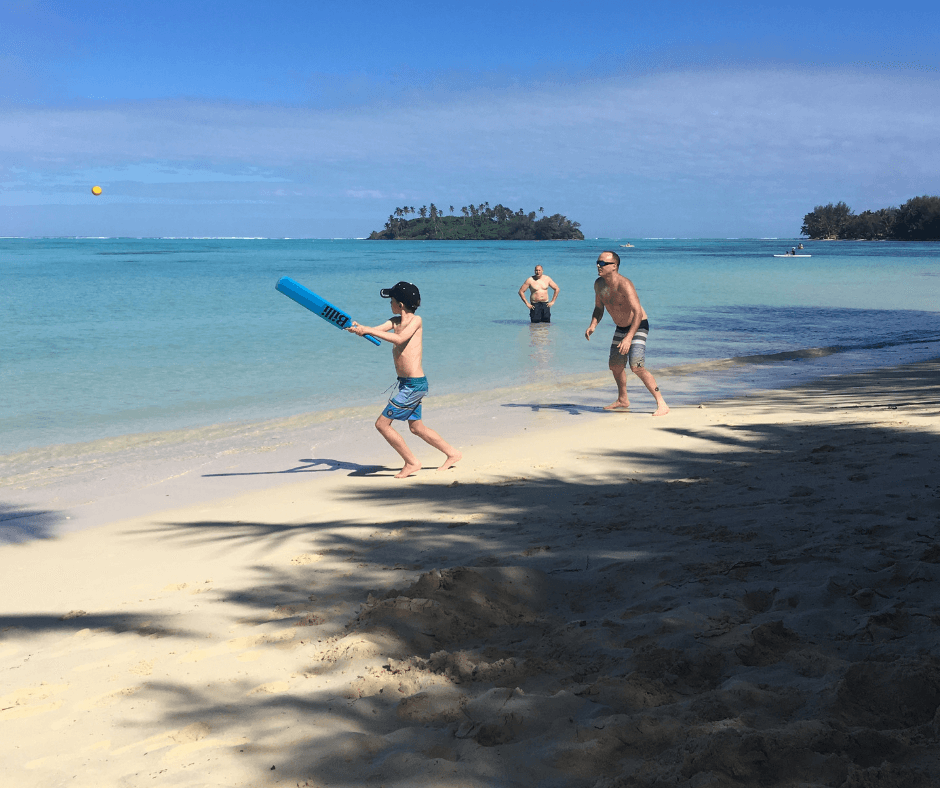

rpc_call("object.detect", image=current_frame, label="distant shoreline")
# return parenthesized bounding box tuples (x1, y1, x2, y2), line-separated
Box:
(800, 196, 939, 241)
(807, 237, 939, 242)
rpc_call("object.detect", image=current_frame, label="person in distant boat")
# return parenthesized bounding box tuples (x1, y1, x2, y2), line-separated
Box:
(791, 247, 797, 255)
(585, 251, 669, 416)
(798, 243, 804, 250)
(518, 264, 560, 323)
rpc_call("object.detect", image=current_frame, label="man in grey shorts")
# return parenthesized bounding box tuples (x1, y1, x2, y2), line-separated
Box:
(585, 251, 669, 415)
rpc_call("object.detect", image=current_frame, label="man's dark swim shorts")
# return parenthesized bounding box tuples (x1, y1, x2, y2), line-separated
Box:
(529, 302, 551, 323)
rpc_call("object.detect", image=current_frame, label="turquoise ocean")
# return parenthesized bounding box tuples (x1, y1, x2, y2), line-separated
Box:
(2, 238, 940, 456)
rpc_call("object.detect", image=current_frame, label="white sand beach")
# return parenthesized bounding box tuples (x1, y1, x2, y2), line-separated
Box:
(3, 361, 940, 787)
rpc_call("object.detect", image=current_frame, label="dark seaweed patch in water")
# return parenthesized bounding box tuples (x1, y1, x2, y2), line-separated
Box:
(662, 305, 940, 362)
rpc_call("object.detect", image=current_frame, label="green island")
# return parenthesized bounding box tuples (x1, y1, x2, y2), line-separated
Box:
(801, 195, 940, 240)
(367, 203, 584, 240)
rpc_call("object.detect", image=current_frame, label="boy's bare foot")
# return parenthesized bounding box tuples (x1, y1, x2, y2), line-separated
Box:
(603, 400, 630, 410)
(438, 452, 462, 471)
(652, 404, 670, 416)
(395, 462, 421, 479)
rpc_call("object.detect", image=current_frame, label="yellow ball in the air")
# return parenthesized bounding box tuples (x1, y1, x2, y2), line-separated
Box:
(91, 185, 102, 196)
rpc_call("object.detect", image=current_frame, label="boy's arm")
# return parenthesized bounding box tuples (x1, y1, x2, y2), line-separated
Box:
(346, 318, 393, 339)
(347, 316, 421, 346)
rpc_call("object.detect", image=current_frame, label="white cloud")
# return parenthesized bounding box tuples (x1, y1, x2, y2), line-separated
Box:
(2, 66, 937, 234)
(3, 67, 937, 181)
(345, 189, 390, 199)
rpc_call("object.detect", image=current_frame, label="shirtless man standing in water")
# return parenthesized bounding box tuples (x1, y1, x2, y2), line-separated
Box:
(518, 265, 560, 323)
(585, 251, 669, 416)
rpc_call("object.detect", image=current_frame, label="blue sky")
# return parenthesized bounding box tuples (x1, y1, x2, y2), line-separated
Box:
(1, 0, 938, 238)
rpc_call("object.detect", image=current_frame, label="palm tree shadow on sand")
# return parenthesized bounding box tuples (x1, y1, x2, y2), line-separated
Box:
(0, 504, 64, 545)
(203, 458, 386, 478)
(501, 402, 595, 415)
(20, 363, 940, 786)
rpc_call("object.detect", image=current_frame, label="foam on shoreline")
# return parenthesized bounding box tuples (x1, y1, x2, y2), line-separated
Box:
(5, 346, 940, 542)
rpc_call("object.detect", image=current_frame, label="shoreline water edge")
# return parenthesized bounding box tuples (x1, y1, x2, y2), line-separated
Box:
(4, 237, 940, 454)
(2, 340, 939, 540)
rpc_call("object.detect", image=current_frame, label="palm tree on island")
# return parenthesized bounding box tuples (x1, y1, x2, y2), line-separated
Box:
(368, 202, 584, 241)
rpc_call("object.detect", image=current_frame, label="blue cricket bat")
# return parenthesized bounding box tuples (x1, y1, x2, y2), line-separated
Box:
(276, 276, 382, 346)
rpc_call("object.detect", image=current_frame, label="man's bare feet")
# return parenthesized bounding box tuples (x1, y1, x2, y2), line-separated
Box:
(652, 404, 670, 416)
(603, 400, 630, 411)
(395, 462, 421, 479)
(438, 452, 462, 471)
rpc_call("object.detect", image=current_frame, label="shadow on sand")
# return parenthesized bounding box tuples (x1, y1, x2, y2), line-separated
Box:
(120, 366, 940, 784)
(0, 504, 65, 545)
(203, 458, 386, 478)
(501, 402, 595, 416)
(7, 363, 940, 786)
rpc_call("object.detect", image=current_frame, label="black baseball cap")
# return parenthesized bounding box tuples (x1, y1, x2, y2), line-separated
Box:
(380, 281, 421, 310)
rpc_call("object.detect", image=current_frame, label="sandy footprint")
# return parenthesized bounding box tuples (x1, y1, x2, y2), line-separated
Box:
(1, 706, 63, 723)
(227, 628, 296, 651)
(112, 721, 210, 757)
(25, 739, 111, 770)
(246, 680, 291, 695)
(290, 553, 322, 565)
(72, 649, 138, 673)
(130, 659, 155, 676)
(166, 734, 249, 761)
(268, 602, 317, 620)
(42, 630, 122, 661)
(177, 642, 231, 663)
(109, 721, 247, 762)
(0, 683, 70, 720)
(76, 685, 142, 711)
(178, 628, 296, 663)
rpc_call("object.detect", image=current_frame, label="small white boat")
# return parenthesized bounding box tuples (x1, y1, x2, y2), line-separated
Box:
(773, 254, 812, 257)
(620, 243, 634, 248)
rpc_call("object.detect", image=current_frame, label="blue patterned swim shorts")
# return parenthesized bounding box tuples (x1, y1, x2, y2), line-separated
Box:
(382, 376, 429, 421)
